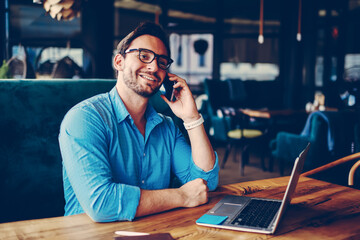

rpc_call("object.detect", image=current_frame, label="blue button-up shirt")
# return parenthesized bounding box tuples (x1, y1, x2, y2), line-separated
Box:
(59, 87, 219, 222)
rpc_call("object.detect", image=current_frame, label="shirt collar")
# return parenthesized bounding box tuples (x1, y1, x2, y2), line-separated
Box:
(110, 87, 130, 123)
(109, 87, 163, 125)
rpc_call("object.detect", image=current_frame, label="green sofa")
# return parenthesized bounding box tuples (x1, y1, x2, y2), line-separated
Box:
(0, 79, 117, 223)
(0, 78, 183, 223)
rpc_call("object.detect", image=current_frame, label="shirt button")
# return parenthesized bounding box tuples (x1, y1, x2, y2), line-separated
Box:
(142, 180, 145, 184)
(143, 153, 146, 156)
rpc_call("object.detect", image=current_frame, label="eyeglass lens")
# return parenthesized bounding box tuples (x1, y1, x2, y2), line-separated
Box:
(138, 49, 170, 69)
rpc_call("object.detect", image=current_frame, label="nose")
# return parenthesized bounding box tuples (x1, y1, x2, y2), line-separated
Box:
(146, 58, 159, 72)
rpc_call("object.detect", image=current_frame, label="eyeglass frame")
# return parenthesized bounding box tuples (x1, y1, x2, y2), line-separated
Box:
(123, 48, 174, 70)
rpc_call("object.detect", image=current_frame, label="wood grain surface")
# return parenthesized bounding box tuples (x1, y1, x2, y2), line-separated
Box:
(1, 177, 360, 240)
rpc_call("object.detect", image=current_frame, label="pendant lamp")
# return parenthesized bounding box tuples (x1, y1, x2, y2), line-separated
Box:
(258, 0, 264, 44)
(297, 0, 302, 41)
(34, 0, 81, 21)
(155, 8, 160, 24)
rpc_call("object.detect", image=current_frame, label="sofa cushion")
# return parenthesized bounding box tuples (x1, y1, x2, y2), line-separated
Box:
(0, 79, 116, 223)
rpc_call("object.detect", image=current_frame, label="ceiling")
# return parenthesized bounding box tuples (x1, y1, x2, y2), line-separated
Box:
(115, 0, 282, 30)
(7, 0, 360, 46)
(115, 0, 359, 33)
(115, 0, 356, 22)
(131, 0, 281, 21)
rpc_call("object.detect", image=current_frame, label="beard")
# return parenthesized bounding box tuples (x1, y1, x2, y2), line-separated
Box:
(122, 66, 161, 98)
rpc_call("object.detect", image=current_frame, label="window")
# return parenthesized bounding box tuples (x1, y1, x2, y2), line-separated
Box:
(220, 37, 279, 81)
(169, 33, 213, 85)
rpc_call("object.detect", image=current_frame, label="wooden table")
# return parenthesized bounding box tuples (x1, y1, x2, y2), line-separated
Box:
(1, 177, 360, 239)
(239, 108, 307, 119)
(240, 108, 338, 119)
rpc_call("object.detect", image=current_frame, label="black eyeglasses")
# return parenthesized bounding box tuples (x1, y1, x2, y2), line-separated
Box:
(124, 48, 173, 70)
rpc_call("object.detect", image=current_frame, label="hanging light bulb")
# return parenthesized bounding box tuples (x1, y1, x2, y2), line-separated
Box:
(297, 0, 302, 41)
(258, 35, 264, 44)
(258, 0, 264, 44)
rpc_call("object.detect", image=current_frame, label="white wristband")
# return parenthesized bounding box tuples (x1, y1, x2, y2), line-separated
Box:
(183, 114, 204, 130)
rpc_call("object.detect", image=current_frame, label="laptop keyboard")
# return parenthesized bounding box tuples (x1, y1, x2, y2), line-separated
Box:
(231, 199, 281, 229)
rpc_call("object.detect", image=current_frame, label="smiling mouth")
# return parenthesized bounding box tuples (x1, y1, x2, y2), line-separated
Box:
(140, 74, 158, 82)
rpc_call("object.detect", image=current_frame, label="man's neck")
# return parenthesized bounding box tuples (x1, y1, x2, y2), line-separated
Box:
(115, 81, 148, 136)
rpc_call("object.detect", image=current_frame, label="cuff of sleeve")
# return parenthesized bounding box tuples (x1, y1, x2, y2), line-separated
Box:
(119, 185, 141, 221)
(190, 152, 219, 191)
(192, 152, 219, 173)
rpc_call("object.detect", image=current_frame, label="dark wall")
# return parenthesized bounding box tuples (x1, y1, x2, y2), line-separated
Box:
(205, 79, 283, 110)
(243, 80, 283, 110)
(82, 0, 115, 78)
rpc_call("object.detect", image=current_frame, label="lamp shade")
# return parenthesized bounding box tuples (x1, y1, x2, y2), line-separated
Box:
(42, 0, 81, 21)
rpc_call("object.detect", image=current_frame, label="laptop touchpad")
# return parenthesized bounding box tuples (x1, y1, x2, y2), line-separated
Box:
(214, 203, 243, 215)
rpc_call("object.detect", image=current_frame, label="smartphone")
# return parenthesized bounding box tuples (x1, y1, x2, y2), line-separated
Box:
(163, 73, 176, 102)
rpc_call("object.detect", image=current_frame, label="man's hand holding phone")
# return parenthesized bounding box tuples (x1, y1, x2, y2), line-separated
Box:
(161, 73, 200, 123)
(169, 84, 176, 102)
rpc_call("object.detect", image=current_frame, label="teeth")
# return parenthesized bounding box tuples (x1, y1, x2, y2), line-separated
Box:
(141, 75, 155, 81)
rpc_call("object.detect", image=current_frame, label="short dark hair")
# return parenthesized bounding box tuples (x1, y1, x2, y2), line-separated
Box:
(116, 21, 171, 57)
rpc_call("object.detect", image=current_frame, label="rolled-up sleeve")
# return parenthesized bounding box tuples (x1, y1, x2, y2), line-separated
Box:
(190, 153, 219, 191)
(59, 107, 140, 222)
(171, 127, 219, 191)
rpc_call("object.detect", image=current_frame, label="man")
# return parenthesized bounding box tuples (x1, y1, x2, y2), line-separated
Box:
(59, 22, 219, 222)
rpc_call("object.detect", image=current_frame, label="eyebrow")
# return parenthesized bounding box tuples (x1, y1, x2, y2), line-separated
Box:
(140, 48, 169, 57)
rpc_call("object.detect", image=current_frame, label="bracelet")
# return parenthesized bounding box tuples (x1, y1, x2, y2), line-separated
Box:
(183, 114, 204, 130)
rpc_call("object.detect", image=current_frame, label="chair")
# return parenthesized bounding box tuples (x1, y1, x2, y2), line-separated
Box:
(220, 107, 266, 176)
(355, 122, 360, 153)
(7, 56, 36, 79)
(203, 79, 232, 144)
(270, 110, 356, 175)
(203, 79, 267, 175)
(227, 78, 247, 108)
(51, 56, 84, 78)
(301, 152, 360, 188)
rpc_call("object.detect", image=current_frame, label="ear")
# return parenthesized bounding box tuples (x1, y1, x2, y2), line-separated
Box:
(113, 54, 125, 71)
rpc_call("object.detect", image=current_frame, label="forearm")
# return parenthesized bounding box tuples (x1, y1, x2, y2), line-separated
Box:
(135, 178, 209, 218)
(135, 188, 183, 217)
(187, 123, 216, 172)
(160, 73, 217, 176)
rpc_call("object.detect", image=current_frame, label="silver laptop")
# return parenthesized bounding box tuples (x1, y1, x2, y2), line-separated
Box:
(196, 143, 310, 234)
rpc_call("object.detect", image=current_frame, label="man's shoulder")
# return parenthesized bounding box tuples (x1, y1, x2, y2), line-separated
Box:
(63, 92, 113, 124)
(153, 112, 180, 134)
(156, 113, 174, 124)
(72, 92, 111, 112)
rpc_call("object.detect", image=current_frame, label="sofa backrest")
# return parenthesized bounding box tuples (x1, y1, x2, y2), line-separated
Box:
(0, 79, 116, 223)
(0, 79, 181, 223)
